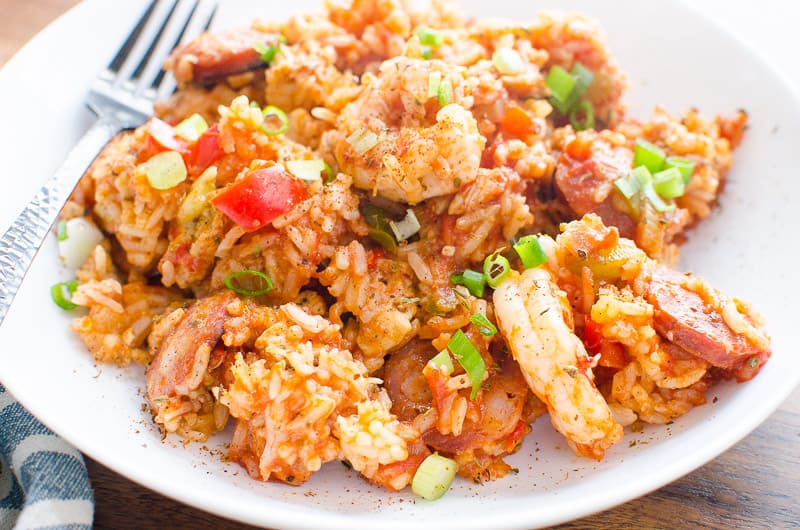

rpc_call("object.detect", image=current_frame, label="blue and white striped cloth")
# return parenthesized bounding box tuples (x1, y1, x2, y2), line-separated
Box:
(0, 384, 93, 530)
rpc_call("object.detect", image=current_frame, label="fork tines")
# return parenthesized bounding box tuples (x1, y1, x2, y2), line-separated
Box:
(106, 0, 217, 102)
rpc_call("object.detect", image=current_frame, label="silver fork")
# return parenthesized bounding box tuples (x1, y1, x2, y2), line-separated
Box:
(0, 0, 217, 325)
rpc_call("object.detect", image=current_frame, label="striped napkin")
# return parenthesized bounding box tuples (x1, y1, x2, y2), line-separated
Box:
(0, 384, 93, 529)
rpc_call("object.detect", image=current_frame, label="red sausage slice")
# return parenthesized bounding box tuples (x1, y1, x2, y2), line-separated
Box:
(644, 268, 761, 369)
(166, 28, 274, 85)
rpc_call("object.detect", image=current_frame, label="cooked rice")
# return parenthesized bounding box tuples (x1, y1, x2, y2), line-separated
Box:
(58, 0, 769, 496)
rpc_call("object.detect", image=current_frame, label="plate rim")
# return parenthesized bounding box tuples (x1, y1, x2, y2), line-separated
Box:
(1, 1, 799, 528)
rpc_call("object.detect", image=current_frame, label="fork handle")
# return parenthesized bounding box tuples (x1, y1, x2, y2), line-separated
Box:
(0, 116, 122, 325)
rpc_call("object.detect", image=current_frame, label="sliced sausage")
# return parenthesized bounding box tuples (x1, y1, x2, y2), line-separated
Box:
(644, 268, 762, 369)
(165, 27, 275, 85)
(146, 290, 236, 401)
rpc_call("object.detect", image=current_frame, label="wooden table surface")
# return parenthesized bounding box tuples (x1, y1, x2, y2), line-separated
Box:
(2, 1, 798, 528)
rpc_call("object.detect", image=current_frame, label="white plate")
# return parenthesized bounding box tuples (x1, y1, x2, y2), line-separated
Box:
(1, 1, 799, 528)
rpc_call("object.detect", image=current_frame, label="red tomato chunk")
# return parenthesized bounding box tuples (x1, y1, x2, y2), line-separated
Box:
(212, 165, 308, 231)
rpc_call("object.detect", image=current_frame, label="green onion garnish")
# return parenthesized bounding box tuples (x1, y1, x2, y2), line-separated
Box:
(389, 209, 421, 242)
(570, 62, 594, 100)
(447, 329, 486, 399)
(450, 269, 486, 297)
(631, 165, 653, 188)
(569, 99, 595, 131)
(173, 113, 209, 142)
(427, 71, 442, 99)
(253, 36, 286, 63)
(286, 159, 326, 183)
(665, 156, 695, 185)
(323, 162, 335, 183)
(545, 65, 576, 115)
(416, 27, 444, 48)
(51, 280, 79, 310)
(360, 203, 399, 253)
(346, 128, 379, 154)
(546, 63, 594, 115)
(652, 167, 686, 199)
(261, 105, 289, 136)
(368, 229, 397, 253)
(421, 46, 433, 60)
(141, 151, 187, 190)
(483, 253, 510, 288)
(642, 182, 675, 212)
(614, 172, 640, 200)
(492, 48, 525, 75)
(437, 79, 453, 106)
(411, 453, 457, 501)
(469, 313, 497, 337)
(56, 220, 68, 242)
(633, 138, 666, 174)
(223, 270, 274, 296)
(513, 234, 548, 269)
(427, 350, 454, 374)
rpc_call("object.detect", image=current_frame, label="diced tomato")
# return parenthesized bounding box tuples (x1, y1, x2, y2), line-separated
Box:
(366, 247, 386, 269)
(186, 125, 223, 176)
(147, 117, 190, 153)
(583, 317, 629, 368)
(583, 317, 603, 354)
(211, 164, 308, 231)
(597, 341, 629, 369)
(500, 103, 540, 138)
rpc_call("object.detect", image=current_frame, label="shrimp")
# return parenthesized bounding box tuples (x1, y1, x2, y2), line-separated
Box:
(493, 268, 622, 459)
(331, 57, 485, 204)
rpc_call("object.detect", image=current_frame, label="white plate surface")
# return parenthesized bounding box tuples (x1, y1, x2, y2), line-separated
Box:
(1, 1, 798, 528)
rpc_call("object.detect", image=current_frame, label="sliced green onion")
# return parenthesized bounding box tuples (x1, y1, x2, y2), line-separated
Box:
(286, 159, 326, 183)
(614, 173, 640, 200)
(469, 313, 497, 337)
(665, 156, 696, 185)
(631, 165, 653, 187)
(261, 105, 289, 136)
(368, 229, 398, 253)
(450, 269, 486, 297)
(633, 138, 666, 174)
(412, 453, 457, 501)
(140, 151, 187, 190)
(323, 162, 335, 183)
(416, 27, 444, 48)
(569, 100, 595, 131)
(389, 209, 421, 242)
(570, 62, 594, 100)
(57, 217, 104, 270)
(447, 329, 486, 399)
(361, 203, 398, 252)
(253, 36, 285, 63)
(427, 350, 454, 375)
(346, 128, 379, 154)
(173, 113, 209, 142)
(56, 220, 68, 241)
(492, 48, 525, 75)
(437, 79, 453, 106)
(653, 167, 686, 199)
(546, 63, 594, 116)
(427, 71, 442, 99)
(513, 234, 548, 269)
(628, 166, 674, 212)
(483, 253, 510, 288)
(546, 65, 576, 115)
(50, 280, 79, 310)
(642, 182, 675, 212)
(224, 269, 274, 296)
